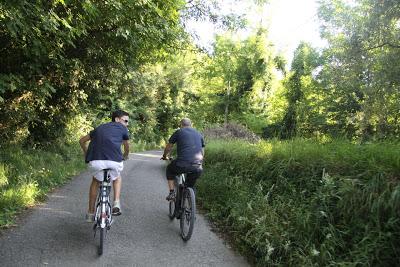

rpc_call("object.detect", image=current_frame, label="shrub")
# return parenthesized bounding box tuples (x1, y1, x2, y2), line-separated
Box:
(197, 139, 400, 266)
(203, 123, 261, 143)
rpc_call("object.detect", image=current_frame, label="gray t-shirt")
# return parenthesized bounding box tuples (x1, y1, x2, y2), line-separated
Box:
(85, 122, 129, 163)
(169, 127, 205, 166)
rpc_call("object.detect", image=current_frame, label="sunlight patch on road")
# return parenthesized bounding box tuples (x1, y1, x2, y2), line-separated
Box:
(37, 207, 72, 215)
(49, 194, 67, 199)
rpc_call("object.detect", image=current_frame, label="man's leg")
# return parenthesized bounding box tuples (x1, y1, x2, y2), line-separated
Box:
(112, 177, 122, 215)
(88, 177, 99, 214)
(168, 179, 175, 191)
(166, 162, 178, 201)
(113, 177, 121, 202)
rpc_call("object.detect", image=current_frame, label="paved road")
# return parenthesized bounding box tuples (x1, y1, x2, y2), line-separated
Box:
(0, 150, 249, 266)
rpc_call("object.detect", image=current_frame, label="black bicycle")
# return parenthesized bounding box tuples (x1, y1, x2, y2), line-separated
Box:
(93, 169, 113, 255)
(168, 172, 196, 241)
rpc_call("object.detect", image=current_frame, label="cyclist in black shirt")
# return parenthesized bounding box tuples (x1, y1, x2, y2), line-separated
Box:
(79, 110, 130, 222)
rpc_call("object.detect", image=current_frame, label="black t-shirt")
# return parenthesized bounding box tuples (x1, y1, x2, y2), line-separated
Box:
(169, 127, 205, 166)
(85, 122, 129, 163)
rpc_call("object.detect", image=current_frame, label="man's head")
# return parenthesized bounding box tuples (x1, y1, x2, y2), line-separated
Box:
(180, 118, 192, 128)
(112, 110, 130, 127)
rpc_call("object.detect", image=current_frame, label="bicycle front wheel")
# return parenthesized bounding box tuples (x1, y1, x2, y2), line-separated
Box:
(99, 227, 104, 255)
(168, 200, 176, 220)
(98, 202, 107, 256)
(168, 180, 179, 220)
(180, 187, 195, 241)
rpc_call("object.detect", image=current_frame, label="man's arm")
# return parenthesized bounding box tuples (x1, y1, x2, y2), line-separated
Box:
(122, 140, 130, 160)
(162, 143, 174, 159)
(79, 134, 91, 157)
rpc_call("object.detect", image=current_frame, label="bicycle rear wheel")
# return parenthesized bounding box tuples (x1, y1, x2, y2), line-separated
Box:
(180, 187, 195, 241)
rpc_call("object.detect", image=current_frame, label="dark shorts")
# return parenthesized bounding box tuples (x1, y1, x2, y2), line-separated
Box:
(166, 160, 203, 188)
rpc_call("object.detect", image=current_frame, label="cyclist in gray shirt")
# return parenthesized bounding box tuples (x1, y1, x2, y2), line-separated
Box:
(161, 118, 205, 201)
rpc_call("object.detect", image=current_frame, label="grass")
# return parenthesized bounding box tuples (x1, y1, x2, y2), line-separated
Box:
(0, 143, 86, 227)
(197, 138, 400, 266)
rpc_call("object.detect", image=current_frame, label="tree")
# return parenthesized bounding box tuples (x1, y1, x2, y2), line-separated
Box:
(280, 42, 322, 139)
(204, 28, 280, 132)
(318, 0, 400, 139)
(0, 0, 186, 144)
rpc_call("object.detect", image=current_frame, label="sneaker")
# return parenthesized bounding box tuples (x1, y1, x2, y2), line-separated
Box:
(166, 191, 176, 201)
(85, 213, 94, 223)
(112, 201, 122, 216)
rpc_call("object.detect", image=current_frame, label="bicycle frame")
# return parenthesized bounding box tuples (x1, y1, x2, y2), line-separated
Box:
(175, 173, 185, 212)
(96, 170, 112, 228)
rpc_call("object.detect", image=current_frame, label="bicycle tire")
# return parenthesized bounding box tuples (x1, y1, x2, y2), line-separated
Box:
(168, 200, 176, 220)
(99, 227, 104, 255)
(168, 179, 179, 220)
(180, 187, 195, 241)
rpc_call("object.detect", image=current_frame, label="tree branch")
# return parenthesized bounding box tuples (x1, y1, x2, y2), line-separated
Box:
(363, 42, 400, 51)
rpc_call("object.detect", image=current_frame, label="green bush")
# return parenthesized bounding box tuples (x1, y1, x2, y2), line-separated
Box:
(197, 139, 400, 266)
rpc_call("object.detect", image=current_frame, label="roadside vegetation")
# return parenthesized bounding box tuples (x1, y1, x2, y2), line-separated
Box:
(0, 143, 85, 227)
(197, 138, 400, 266)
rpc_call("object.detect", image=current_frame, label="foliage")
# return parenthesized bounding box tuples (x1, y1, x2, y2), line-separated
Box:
(0, 143, 85, 227)
(197, 139, 400, 266)
(259, 0, 400, 141)
(112, 49, 209, 144)
(316, 0, 400, 140)
(0, 0, 186, 145)
(203, 28, 281, 126)
(280, 42, 323, 139)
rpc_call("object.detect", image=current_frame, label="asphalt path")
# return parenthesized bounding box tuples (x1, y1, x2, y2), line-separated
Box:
(0, 150, 249, 266)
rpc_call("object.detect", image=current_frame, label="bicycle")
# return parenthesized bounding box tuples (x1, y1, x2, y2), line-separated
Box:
(168, 172, 196, 241)
(92, 169, 113, 255)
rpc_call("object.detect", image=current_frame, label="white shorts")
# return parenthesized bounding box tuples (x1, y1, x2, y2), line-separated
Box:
(88, 160, 124, 181)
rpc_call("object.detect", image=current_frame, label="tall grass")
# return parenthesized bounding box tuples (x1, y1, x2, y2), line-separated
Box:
(0, 143, 86, 227)
(197, 139, 400, 266)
